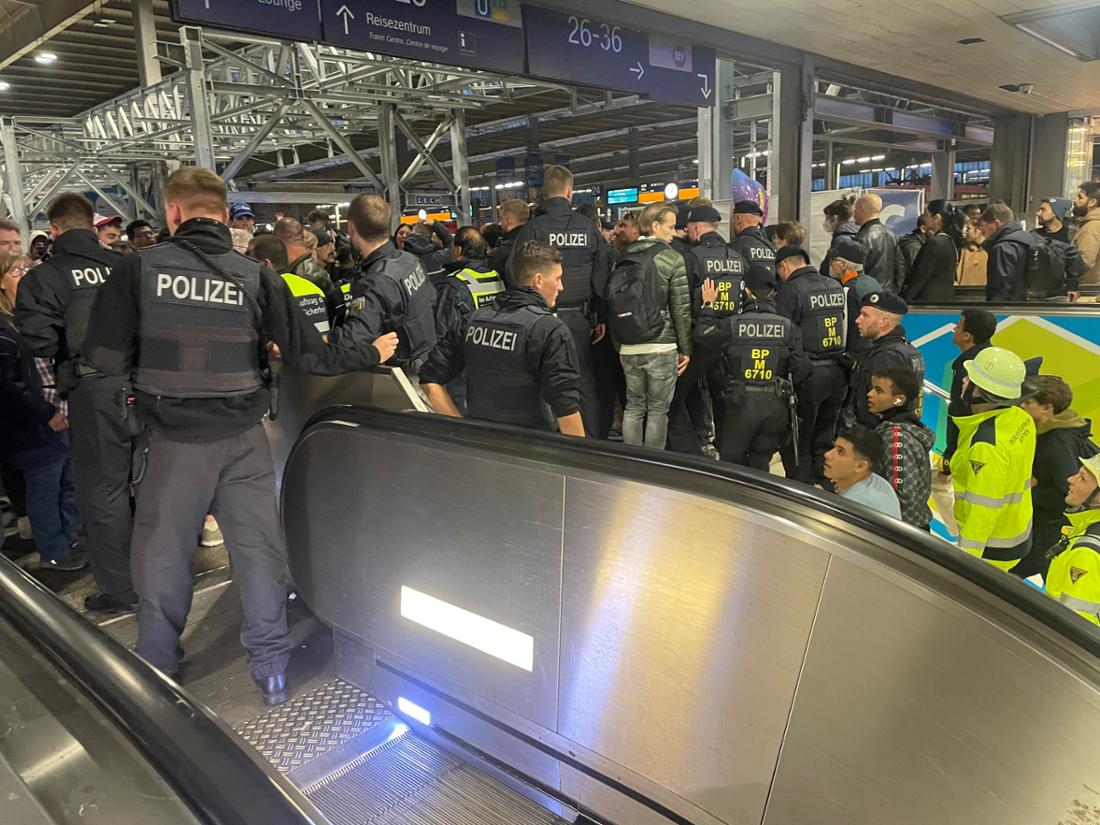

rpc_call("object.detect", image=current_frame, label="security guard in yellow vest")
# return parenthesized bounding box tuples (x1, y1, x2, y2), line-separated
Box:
(248, 234, 331, 337)
(950, 347, 1036, 571)
(1045, 455, 1100, 625)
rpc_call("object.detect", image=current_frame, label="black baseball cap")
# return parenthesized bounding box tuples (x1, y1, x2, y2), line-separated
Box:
(733, 200, 764, 216)
(686, 205, 722, 224)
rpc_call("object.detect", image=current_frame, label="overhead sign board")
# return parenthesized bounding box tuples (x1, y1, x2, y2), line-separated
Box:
(606, 187, 638, 205)
(522, 6, 715, 107)
(170, 0, 323, 41)
(319, 0, 525, 74)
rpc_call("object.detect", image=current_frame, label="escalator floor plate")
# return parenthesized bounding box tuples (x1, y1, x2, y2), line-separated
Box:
(305, 729, 570, 825)
(236, 679, 391, 774)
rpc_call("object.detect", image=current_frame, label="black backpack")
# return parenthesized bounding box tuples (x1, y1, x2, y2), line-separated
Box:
(1026, 236, 1084, 299)
(607, 243, 669, 345)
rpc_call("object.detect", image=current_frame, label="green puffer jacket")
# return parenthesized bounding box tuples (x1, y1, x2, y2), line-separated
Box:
(619, 237, 693, 356)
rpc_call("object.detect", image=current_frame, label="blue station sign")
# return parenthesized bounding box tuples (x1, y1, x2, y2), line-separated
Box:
(170, 0, 323, 41)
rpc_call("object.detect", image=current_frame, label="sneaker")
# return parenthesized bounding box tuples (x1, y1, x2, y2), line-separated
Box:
(45, 548, 87, 572)
(17, 516, 32, 540)
(199, 517, 222, 547)
(84, 592, 138, 614)
(700, 444, 721, 461)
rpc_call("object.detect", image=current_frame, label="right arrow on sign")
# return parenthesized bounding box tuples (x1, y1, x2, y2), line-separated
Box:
(630, 61, 645, 80)
(698, 73, 712, 99)
(336, 4, 355, 35)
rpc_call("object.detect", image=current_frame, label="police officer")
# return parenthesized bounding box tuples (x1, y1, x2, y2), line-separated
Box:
(774, 245, 847, 485)
(1046, 455, 1100, 624)
(340, 194, 437, 374)
(668, 204, 748, 456)
(421, 227, 504, 415)
(15, 193, 129, 607)
(81, 167, 397, 704)
(844, 291, 925, 429)
(509, 165, 611, 437)
(696, 263, 811, 469)
(729, 201, 777, 273)
(434, 240, 583, 435)
(248, 234, 331, 337)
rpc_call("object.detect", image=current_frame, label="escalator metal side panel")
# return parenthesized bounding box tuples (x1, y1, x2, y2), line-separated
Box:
(283, 413, 1100, 825)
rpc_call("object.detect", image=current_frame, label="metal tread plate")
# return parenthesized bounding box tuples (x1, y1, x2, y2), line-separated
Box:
(306, 731, 570, 825)
(235, 680, 392, 774)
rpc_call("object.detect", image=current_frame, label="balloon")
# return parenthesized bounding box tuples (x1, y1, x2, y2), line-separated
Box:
(730, 169, 768, 223)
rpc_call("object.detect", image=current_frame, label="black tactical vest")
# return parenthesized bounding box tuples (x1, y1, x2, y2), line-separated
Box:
(533, 212, 597, 308)
(59, 251, 117, 362)
(366, 253, 436, 367)
(731, 228, 777, 270)
(135, 243, 263, 398)
(724, 310, 794, 387)
(689, 241, 747, 316)
(464, 304, 550, 429)
(799, 276, 846, 358)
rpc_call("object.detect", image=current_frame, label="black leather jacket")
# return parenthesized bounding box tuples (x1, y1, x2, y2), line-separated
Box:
(855, 218, 900, 291)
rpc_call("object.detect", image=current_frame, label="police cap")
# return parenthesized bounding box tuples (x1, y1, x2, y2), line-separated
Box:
(861, 290, 908, 315)
(686, 205, 722, 224)
(733, 200, 764, 216)
(744, 262, 777, 291)
(675, 204, 692, 230)
(774, 245, 810, 267)
(833, 236, 868, 265)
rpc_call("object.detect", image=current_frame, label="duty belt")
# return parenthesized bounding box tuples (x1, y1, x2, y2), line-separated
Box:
(729, 382, 777, 393)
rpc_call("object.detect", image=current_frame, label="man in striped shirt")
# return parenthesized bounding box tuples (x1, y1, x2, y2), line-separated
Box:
(867, 365, 935, 530)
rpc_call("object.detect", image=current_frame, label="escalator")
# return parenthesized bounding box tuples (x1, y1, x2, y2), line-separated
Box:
(3, 366, 1100, 824)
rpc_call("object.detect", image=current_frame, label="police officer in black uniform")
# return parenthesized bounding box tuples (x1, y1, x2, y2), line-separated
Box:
(340, 194, 437, 374)
(668, 204, 748, 455)
(420, 227, 505, 415)
(15, 193, 129, 606)
(439, 240, 584, 435)
(508, 165, 610, 437)
(774, 245, 847, 485)
(729, 201, 777, 273)
(82, 167, 397, 704)
(696, 263, 811, 469)
(843, 291, 925, 429)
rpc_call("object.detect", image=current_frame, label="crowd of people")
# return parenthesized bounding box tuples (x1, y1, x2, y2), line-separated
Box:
(0, 162, 1098, 706)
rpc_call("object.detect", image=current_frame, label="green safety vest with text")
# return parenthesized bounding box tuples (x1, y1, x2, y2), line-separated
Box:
(951, 406, 1036, 571)
(1045, 508, 1100, 626)
(281, 272, 331, 335)
(451, 267, 505, 310)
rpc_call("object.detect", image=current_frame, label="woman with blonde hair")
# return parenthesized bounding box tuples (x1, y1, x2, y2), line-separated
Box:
(0, 252, 85, 571)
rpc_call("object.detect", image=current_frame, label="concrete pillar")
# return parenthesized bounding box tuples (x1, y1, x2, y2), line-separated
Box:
(776, 54, 814, 225)
(929, 143, 956, 202)
(0, 118, 27, 231)
(378, 103, 402, 224)
(1030, 112, 1070, 208)
(990, 113, 1032, 212)
(450, 109, 471, 225)
(181, 27, 216, 171)
(133, 0, 162, 88)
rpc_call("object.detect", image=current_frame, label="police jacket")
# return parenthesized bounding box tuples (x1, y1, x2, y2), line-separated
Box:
(838, 271, 880, 355)
(951, 406, 1036, 569)
(14, 227, 121, 393)
(1046, 508, 1100, 625)
(345, 240, 437, 369)
(983, 221, 1036, 301)
(855, 218, 900, 290)
(775, 265, 846, 363)
(420, 258, 504, 387)
(83, 218, 385, 442)
(510, 197, 611, 309)
(729, 226, 776, 272)
(490, 224, 523, 287)
(846, 326, 925, 428)
(461, 286, 581, 430)
(694, 296, 811, 392)
(683, 231, 747, 314)
(403, 222, 453, 278)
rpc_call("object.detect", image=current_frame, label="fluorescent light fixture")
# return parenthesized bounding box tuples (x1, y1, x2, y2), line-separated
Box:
(399, 585, 534, 671)
(857, 156, 871, 163)
(841, 159, 857, 166)
(34, 52, 57, 65)
(692, 158, 699, 164)
(397, 696, 431, 726)
(872, 154, 886, 161)
(0, 81, 9, 91)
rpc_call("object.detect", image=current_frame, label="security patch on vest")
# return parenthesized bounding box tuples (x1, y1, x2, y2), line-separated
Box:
(466, 323, 519, 352)
(969, 460, 985, 475)
(1070, 566, 1088, 584)
(548, 232, 589, 248)
(155, 273, 244, 307)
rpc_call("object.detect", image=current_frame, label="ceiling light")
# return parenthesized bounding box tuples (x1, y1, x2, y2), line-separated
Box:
(841, 159, 857, 166)
(857, 156, 871, 163)
(91, 16, 115, 27)
(0, 81, 9, 91)
(871, 154, 886, 161)
(34, 52, 57, 65)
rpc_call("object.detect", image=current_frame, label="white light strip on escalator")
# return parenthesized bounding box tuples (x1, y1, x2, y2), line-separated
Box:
(399, 586, 534, 672)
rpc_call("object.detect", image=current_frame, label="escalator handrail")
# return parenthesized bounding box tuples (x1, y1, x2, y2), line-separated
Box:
(0, 555, 328, 825)
(294, 404, 1100, 664)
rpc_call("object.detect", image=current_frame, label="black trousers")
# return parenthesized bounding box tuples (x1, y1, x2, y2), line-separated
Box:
(69, 376, 135, 598)
(0, 464, 27, 516)
(667, 345, 722, 455)
(131, 424, 292, 680)
(591, 335, 625, 439)
(1012, 518, 1065, 581)
(719, 392, 789, 471)
(557, 308, 601, 438)
(781, 362, 846, 485)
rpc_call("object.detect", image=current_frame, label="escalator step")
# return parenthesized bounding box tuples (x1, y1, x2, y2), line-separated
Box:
(306, 731, 569, 825)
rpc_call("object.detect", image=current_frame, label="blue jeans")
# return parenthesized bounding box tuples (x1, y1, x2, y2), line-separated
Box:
(620, 350, 678, 450)
(24, 452, 82, 563)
